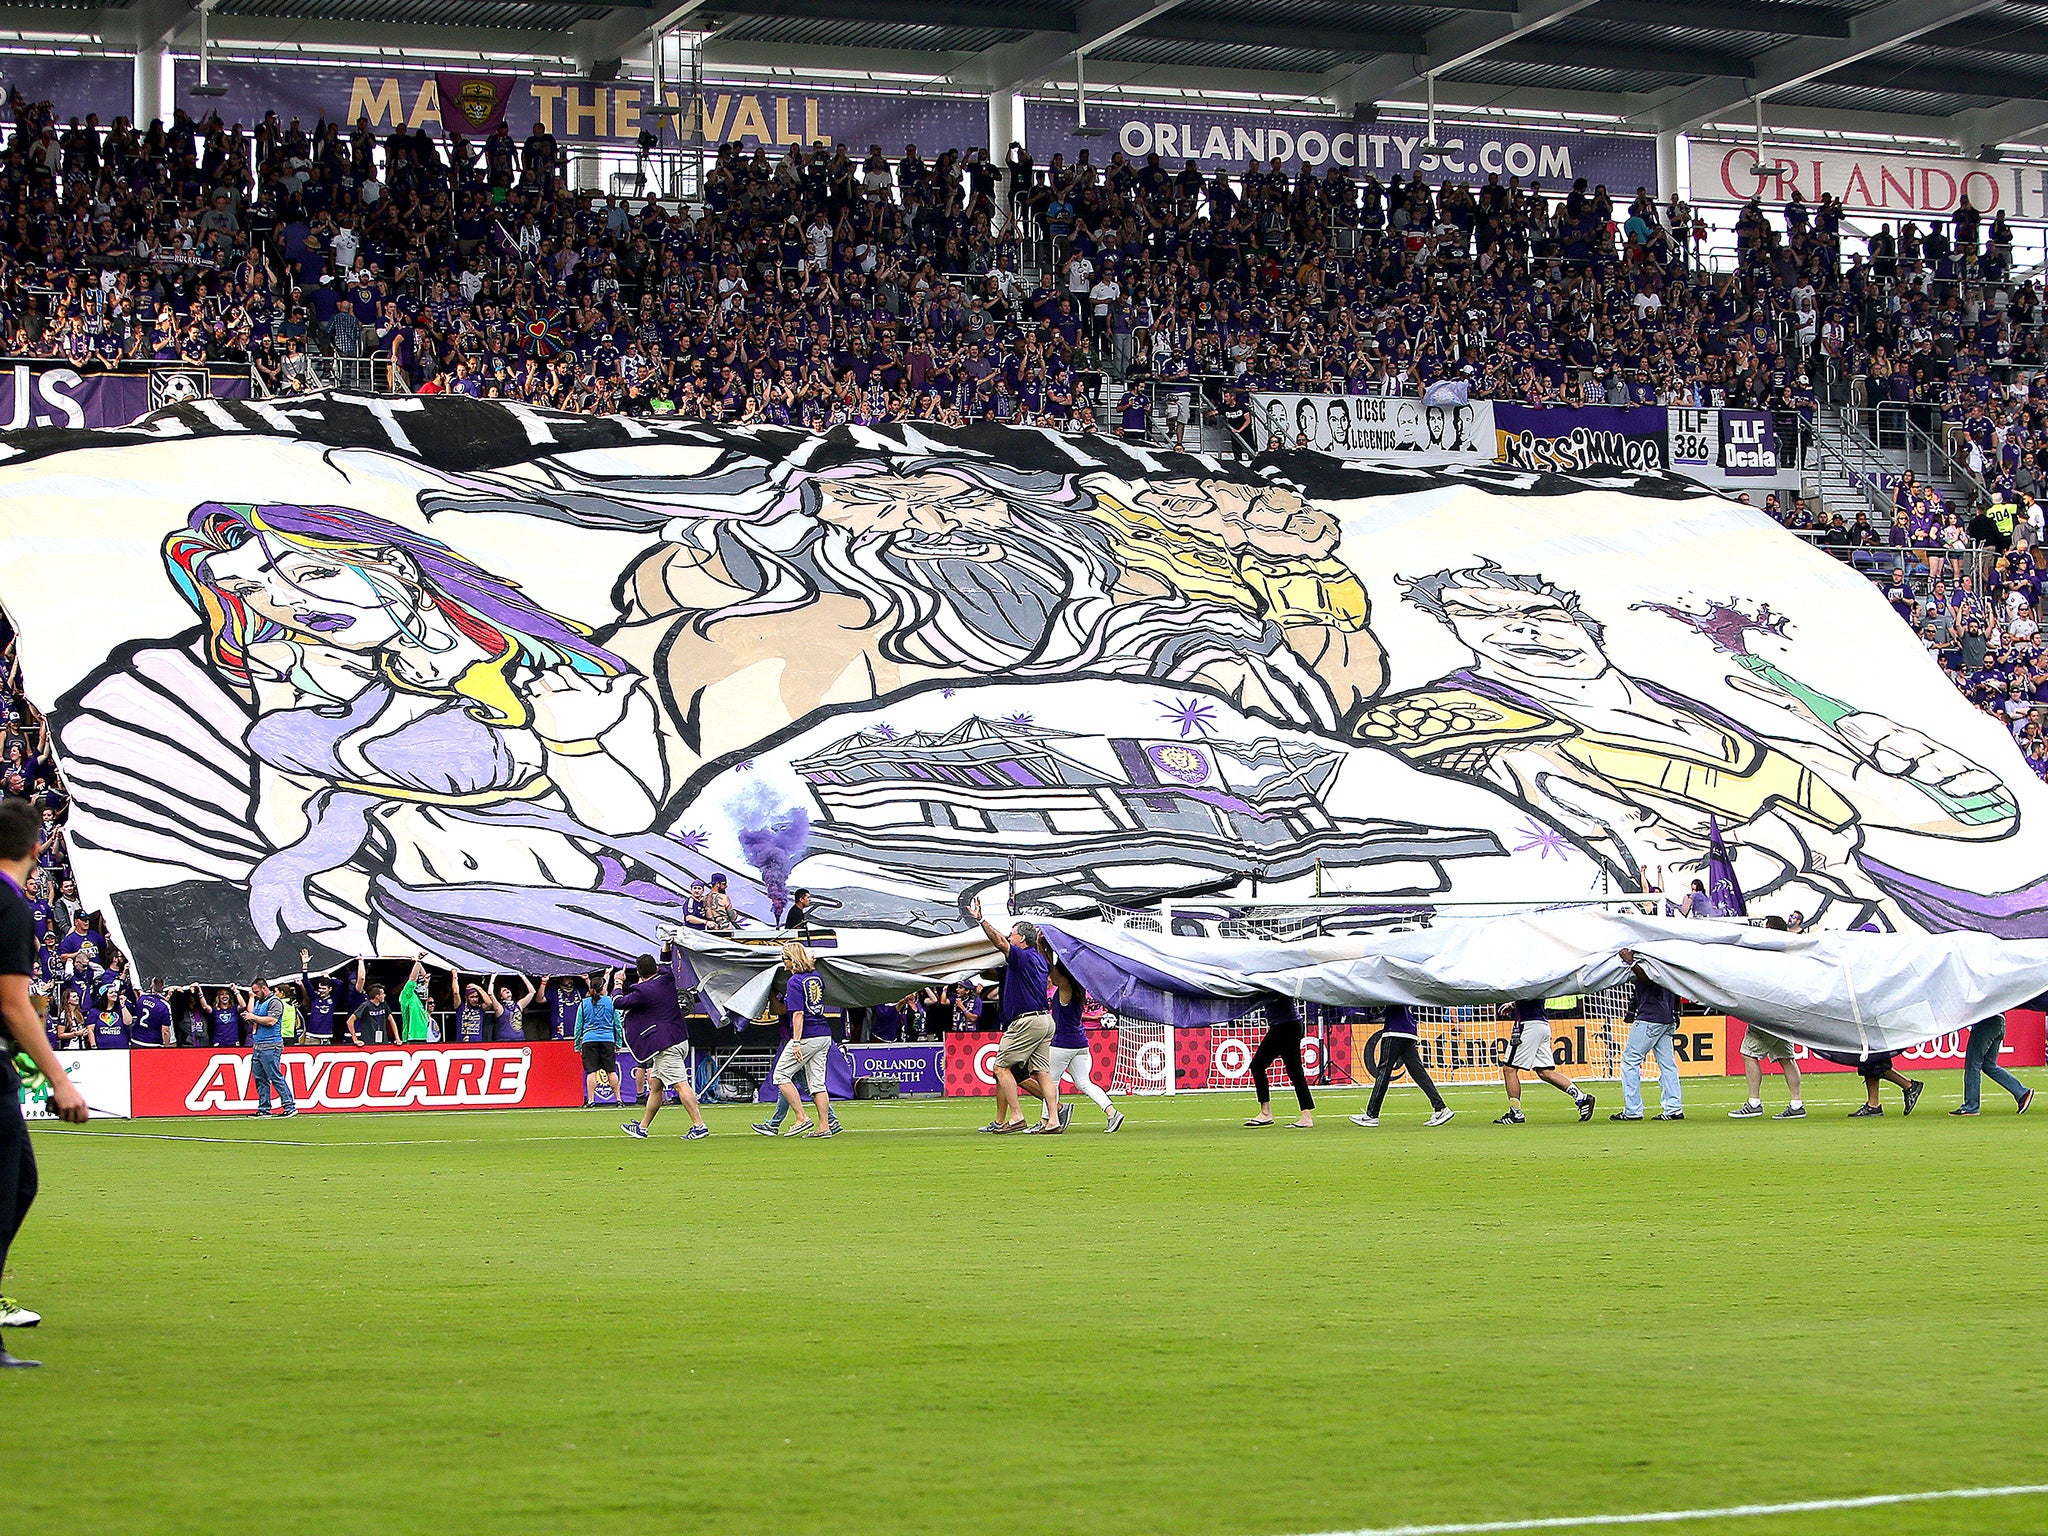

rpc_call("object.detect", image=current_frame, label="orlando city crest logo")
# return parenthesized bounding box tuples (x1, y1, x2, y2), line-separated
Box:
(452, 77, 499, 129)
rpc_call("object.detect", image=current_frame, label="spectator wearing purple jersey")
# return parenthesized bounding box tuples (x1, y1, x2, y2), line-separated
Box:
(544, 977, 582, 1041)
(768, 942, 838, 1138)
(129, 982, 174, 1048)
(1033, 937, 1121, 1133)
(1352, 1004, 1454, 1128)
(297, 949, 347, 1044)
(1495, 998, 1595, 1124)
(618, 952, 709, 1140)
(971, 898, 1055, 1135)
(493, 977, 534, 1042)
(205, 987, 243, 1047)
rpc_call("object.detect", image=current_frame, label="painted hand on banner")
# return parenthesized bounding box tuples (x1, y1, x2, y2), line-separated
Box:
(527, 666, 634, 746)
(1837, 711, 2011, 805)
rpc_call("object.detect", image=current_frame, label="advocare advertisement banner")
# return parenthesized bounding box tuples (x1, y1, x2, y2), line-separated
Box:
(1689, 139, 2048, 222)
(1250, 390, 1495, 464)
(128, 1042, 586, 1116)
(1029, 100, 1656, 186)
(0, 364, 250, 432)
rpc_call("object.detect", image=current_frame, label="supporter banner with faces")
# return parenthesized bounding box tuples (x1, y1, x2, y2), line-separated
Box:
(1027, 102, 1656, 188)
(1249, 392, 1495, 462)
(4, 393, 2048, 987)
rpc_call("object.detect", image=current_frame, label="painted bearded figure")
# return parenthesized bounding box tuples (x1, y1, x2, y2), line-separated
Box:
(1359, 560, 2018, 929)
(427, 450, 1386, 770)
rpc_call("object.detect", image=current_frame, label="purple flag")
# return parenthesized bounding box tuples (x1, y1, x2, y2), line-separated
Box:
(434, 72, 516, 135)
(1703, 815, 1748, 918)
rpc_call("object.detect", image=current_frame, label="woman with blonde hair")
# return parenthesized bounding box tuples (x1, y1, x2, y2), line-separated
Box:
(770, 941, 839, 1137)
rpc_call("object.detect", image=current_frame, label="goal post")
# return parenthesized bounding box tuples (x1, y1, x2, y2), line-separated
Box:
(1093, 896, 1661, 1093)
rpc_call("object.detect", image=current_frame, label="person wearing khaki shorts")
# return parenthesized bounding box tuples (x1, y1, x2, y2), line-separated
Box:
(1731, 917, 1805, 1120)
(973, 897, 1057, 1134)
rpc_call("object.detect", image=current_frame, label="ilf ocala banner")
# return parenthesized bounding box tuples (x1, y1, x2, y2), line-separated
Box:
(1250, 391, 1494, 462)
(1029, 100, 1656, 187)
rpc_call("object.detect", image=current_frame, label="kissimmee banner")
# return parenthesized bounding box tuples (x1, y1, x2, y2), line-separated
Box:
(1493, 402, 1669, 474)
(1, 394, 2046, 990)
(1027, 101, 1656, 186)
(0, 363, 249, 431)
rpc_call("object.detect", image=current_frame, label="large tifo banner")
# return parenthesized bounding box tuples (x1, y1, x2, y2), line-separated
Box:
(1253, 394, 1784, 487)
(1028, 101, 1655, 186)
(0, 364, 249, 432)
(2, 395, 2046, 986)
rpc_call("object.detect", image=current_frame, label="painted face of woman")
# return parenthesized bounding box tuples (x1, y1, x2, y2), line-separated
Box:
(205, 540, 420, 653)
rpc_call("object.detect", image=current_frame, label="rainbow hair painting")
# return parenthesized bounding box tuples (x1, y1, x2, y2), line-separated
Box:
(164, 501, 626, 728)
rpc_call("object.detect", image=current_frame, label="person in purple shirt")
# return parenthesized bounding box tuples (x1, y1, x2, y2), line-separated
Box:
(297, 950, 348, 1044)
(129, 983, 173, 1048)
(493, 977, 535, 1041)
(766, 941, 838, 1137)
(1495, 997, 1595, 1125)
(544, 977, 582, 1041)
(1351, 1004, 1454, 1128)
(453, 981, 489, 1044)
(971, 898, 1055, 1135)
(205, 988, 243, 1047)
(617, 951, 709, 1140)
(1041, 938, 1120, 1133)
(88, 995, 129, 1050)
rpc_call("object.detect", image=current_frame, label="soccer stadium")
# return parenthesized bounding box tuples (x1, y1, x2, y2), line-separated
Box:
(6, 2, 2048, 1532)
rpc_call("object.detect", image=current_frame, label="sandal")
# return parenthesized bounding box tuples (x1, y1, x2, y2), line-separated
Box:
(1243, 1115, 1274, 1127)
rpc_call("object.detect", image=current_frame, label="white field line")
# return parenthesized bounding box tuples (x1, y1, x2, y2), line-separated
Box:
(1292, 1483, 2048, 1536)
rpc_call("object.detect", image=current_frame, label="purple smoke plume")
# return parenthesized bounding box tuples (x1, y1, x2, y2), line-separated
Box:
(730, 781, 810, 924)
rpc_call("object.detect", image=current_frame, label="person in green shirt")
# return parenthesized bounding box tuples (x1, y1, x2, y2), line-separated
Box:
(398, 958, 435, 1043)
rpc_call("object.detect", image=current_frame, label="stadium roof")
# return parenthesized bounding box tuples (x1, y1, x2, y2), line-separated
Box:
(7, 0, 2048, 153)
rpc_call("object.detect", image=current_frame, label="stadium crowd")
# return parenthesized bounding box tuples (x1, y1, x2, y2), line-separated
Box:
(3, 79, 2048, 1035)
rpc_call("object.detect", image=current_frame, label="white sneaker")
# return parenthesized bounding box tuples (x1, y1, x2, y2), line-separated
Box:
(1348, 1112, 1379, 1127)
(0, 1298, 41, 1327)
(1103, 1109, 1125, 1134)
(1426, 1108, 1456, 1127)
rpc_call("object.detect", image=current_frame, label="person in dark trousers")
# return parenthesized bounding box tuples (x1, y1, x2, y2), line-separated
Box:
(1953, 1012, 2034, 1116)
(1244, 993, 1314, 1128)
(1351, 1004, 1454, 1128)
(0, 796, 89, 1367)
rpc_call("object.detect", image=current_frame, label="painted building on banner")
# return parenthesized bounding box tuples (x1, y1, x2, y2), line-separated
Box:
(1688, 139, 2048, 222)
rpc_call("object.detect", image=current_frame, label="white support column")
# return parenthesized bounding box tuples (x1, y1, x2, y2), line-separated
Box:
(1656, 129, 1681, 203)
(134, 43, 170, 128)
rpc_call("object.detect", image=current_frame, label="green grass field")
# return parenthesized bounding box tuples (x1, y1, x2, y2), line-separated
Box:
(10, 1070, 2048, 1536)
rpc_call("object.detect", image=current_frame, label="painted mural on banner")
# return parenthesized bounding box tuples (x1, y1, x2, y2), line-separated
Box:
(1689, 140, 2048, 221)
(1028, 101, 1656, 186)
(1, 395, 2045, 985)
(0, 364, 249, 432)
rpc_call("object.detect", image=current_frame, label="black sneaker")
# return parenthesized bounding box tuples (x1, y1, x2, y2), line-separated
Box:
(1772, 1104, 1806, 1119)
(0, 1345, 40, 1368)
(1494, 1108, 1525, 1124)
(1654, 1111, 1685, 1120)
(1610, 1111, 1643, 1121)
(1902, 1079, 1925, 1117)
(1949, 1105, 1980, 1116)
(1848, 1102, 1883, 1117)
(1577, 1092, 1595, 1122)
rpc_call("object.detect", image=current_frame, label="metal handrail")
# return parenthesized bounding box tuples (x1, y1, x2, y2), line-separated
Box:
(1809, 407, 1898, 525)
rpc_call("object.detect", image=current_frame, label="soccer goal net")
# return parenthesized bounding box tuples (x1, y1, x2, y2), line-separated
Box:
(1091, 897, 1653, 1095)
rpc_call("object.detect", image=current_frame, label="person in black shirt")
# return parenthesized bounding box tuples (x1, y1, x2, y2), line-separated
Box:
(0, 795, 88, 1368)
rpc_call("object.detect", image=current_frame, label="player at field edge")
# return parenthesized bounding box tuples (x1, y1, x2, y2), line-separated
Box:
(1495, 997, 1596, 1124)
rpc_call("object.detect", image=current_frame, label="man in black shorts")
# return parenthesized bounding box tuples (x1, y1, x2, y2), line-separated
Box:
(0, 795, 89, 1367)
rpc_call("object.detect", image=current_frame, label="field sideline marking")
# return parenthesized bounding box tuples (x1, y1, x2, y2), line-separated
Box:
(1296, 1483, 2048, 1535)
